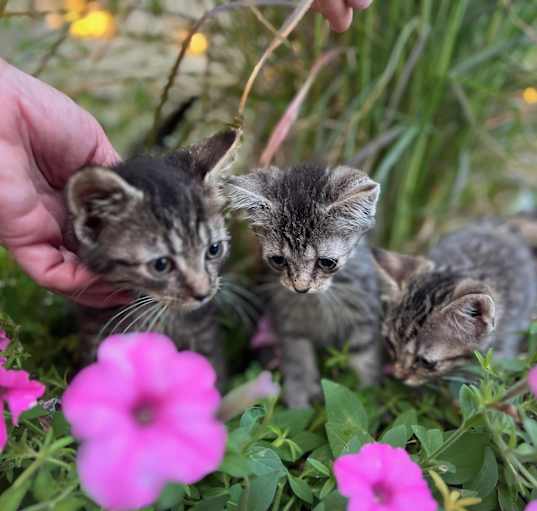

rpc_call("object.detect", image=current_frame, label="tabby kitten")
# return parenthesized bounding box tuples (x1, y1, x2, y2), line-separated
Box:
(67, 129, 240, 379)
(372, 220, 537, 386)
(226, 164, 382, 407)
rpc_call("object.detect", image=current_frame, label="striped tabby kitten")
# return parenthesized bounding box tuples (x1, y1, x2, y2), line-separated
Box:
(372, 220, 537, 386)
(67, 129, 239, 380)
(226, 164, 382, 407)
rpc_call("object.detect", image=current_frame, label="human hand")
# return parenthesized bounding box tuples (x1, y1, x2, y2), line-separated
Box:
(0, 59, 128, 307)
(312, 0, 373, 32)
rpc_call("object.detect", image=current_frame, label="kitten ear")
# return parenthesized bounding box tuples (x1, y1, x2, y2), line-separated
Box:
(371, 248, 434, 298)
(189, 128, 241, 183)
(326, 166, 380, 233)
(440, 282, 496, 345)
(67, 166, 143, 245)
(225, 172, 274, 225)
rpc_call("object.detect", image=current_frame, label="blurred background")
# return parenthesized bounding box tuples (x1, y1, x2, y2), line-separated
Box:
(0, 0, 536, 366)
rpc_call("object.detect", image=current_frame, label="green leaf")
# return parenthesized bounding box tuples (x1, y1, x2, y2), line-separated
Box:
(219, 453, 253, 478)
(0, 480, 31, 511)
(271, 408, 314, 436)
(380, 425, 410, 448)
(466, 447, 498, 498)
(325, 423, 370, 457)
(412, 426, 443, 457)
(32, 466, 58, 501)
(245, 474, 280, 511)
(322, 380, 368, 429)
(393, 409, 418, 429)
(157, 484, 185, 509)
(191, 495, 229, 511)
(55, 498, 87, 511)
(442, 431, 489, 484)
(322, 380, 371, 457)
(247, 446, 287, 477)
(319, 477, 335, 500)
(524, 418, 537, 448)
(288, 475, 313, 504)
(459, 384, 480, 420)
(307, 458, 331, 477)
(313, 490, 347, 511)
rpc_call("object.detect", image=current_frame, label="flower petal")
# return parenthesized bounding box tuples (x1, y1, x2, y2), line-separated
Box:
(62, 364, 135, 439)
(0, 367, 45, 425)
(0, 330, 10, 352)
(0, 405, 7, 452)
(529, 367, 537, 397)
(77, 433, 165, 511)
(143, 420, 227, 484)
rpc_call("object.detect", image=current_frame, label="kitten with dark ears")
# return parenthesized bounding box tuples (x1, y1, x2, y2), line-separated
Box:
(372, 220, 537, 386)
(67, 129, 240, 380)
(226, 164, 382, 407)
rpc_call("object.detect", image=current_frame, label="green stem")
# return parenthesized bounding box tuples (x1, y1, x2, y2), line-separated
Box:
(282, 496, 296, 511)
(271, 480, 286, 511)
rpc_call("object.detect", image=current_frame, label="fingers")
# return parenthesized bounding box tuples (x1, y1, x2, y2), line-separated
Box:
(346, 0, 373, 9)
(10, 244, 130, 308)
(312, 0, 374, 32)
(315, 0, 353, 32)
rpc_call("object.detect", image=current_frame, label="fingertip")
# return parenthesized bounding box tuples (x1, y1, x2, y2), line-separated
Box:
(329, 10, 353, 33)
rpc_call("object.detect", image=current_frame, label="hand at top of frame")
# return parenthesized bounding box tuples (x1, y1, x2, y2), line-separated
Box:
(312, 0, 373, 32)
(0, 59, 128, 308)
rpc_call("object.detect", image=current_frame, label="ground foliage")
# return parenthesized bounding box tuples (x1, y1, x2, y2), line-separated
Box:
(1, 0, 537, 509)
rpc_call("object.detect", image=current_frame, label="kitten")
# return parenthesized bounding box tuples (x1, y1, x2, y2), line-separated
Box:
(226, 164, 382, 407)
(66, 129, 240, 379)
(372, 220, 537, 386)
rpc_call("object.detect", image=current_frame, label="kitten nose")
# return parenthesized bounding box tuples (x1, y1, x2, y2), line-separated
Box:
(294, 286, 310, 294)
(192, 291, 210, 302)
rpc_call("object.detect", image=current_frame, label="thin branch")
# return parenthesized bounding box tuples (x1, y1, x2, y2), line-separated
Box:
(259, 48, 345, 166)
(33, 25, 70, 78)
(238, 0, 316, 115)
(149, 0, 296, 144)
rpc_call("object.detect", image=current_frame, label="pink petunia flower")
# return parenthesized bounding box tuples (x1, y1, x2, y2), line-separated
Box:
(527, 502, 537, 511)
(528, 366, 537, 396)
(0, 329, 10, 352)
(334, 442, 437, 511)
(0, 365, 46, 451)
(251, 316, 277, 349)
(63, 333, 227, 511)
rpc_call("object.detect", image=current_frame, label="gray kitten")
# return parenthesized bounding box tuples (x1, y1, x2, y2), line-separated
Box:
(226, 164, 382, 407)
(372, 220, 537, 386)
(67, 129, 240, 379)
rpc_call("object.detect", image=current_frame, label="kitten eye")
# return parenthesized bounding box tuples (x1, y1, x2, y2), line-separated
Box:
(415, 356, 437, 371)
(268, 255, 286, 269)
(317, 257, 338, 272)
(150, 257, 174, 275)
(206, 241, 224, 260)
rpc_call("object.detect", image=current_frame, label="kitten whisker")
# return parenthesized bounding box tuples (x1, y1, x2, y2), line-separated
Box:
(97, 296, 155, 339)
(123, 303, 161, 334)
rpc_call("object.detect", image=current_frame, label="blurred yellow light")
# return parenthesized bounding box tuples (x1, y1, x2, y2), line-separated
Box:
(176, 30, 209, 56)
(523, 87, 537, 105)
(69, 9, 116, 39)
(64, 0, 87, 21)
(189, 33, 208, 55)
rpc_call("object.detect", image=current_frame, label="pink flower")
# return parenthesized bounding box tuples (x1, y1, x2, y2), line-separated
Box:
(251, 316, 277, 349)
(0, 365, 46, 451)
(334, 443, 437, 511)
(219, 371, 280, 421)
(527, 502, 537, 511)
(528, 366, 537, 396)
(0, 329, 10, 352)
(63, 333, 226, 511)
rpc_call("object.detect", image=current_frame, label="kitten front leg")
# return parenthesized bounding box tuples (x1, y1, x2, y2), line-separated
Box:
(346, 323, 382, 386)
(282, 337, 320, 408)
